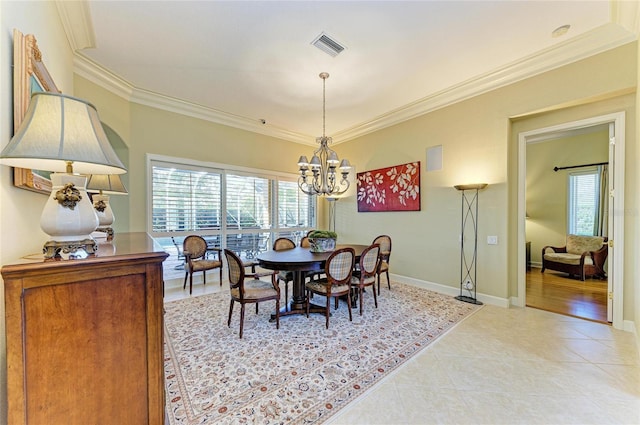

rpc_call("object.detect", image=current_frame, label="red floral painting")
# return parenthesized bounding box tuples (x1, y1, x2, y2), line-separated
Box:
(357, 161, 421, 212)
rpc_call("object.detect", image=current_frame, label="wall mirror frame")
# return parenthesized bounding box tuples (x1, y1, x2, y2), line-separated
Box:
(12, 28, 60, 195)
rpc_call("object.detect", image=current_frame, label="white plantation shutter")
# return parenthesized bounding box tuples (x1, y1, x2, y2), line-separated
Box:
(151, 163, 222, 233)
(225, 173, 270, 230)
(278, 180, 314, 228)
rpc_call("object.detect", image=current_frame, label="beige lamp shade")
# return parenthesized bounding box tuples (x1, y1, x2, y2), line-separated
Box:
(86, 174, 128, 195)
(0, 92, 126, 174)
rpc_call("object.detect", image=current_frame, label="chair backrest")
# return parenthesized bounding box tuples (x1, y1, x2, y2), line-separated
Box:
(325, 247, 355, 285)
(359, 244, 381, 278)
(273, 237, 296, 251)
(224, 249, 245, 290)
(372, 235, 392, 262)
(566, 234, 605, 255)
(183, 235, 207, 259)
(300, 236, 311, 248)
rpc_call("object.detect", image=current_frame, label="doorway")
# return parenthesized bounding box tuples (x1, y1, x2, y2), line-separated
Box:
(517, 112, 625, 329)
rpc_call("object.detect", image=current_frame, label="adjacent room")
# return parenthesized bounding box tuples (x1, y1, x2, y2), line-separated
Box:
(1, 1, 639, 425)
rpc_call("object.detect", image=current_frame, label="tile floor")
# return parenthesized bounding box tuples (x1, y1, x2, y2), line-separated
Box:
(164, 277, 640, 425)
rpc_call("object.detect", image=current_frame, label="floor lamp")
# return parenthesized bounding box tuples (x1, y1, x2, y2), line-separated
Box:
(454, 183, 488, 305)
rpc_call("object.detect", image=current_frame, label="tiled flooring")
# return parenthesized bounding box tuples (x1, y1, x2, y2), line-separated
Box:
(164, 277, 640, 425)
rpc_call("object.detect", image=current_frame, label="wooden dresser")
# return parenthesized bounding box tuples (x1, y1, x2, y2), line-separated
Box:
(1, 232, 168, 425)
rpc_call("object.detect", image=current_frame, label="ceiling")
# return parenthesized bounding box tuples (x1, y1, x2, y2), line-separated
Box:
(64, 1, 637, 145)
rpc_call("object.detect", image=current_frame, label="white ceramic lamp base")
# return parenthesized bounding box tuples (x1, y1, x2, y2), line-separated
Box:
(92, 194, 115, 238)
(40, 173, 99, 258)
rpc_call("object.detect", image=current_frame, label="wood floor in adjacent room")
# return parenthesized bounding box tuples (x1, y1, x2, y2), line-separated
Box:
(526, 268, 608, 323)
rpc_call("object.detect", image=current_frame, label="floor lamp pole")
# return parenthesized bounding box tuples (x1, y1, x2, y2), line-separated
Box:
(454, 183, 487, 305)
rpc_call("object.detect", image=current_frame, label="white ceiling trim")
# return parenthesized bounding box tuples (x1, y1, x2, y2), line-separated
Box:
(334, 24, 635, 143)
(72, 24, 635, 147)
(55, 0, 95, 51)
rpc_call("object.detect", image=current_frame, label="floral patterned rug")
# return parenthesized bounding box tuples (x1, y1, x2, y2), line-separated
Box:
(164, 282, 481, 424)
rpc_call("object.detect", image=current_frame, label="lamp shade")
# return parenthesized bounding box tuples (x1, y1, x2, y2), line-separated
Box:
(86, 174, 128, 195)
(0, 92, 126, 174)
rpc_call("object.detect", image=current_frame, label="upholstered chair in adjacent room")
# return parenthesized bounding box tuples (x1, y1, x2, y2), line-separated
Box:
(372, 235, 392, 295)
(273, 237, 296, 309)
(224, 249, 280, 338)
(305, 247, 355, 328)
(351, 243, 381, 316)
(183, 235, 223, 294)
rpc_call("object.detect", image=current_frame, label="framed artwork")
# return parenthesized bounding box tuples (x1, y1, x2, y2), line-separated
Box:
(12, 28, 61, 195)
(357, 161, 421, 212)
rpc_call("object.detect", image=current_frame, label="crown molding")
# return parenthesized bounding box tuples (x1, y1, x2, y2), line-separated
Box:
(72, 23, 635, 147)
(55, 0, 95, 51)
(73, 54, 313, 145)
(334, 24, 635, 143)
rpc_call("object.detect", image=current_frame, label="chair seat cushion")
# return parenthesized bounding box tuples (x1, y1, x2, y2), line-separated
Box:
(190, 259, 221, 272)
(544, 252, 594, 266)
(231, 280, 278, 300)
(378, 261, 389, 272)
(306, 280, 350, 295)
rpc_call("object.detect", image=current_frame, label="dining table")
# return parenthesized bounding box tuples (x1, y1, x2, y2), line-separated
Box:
(257, 243, 369, 318)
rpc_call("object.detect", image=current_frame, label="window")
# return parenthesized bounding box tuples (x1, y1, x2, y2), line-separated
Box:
(149, 157, 316, 255)
(568, 169, 600, 236)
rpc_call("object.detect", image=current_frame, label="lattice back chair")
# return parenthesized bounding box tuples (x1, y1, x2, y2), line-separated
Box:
(273, 237, 296, 310)
(372, 235, 392, 295)
(351, 244, 381, 316)
(183, 235, 223, 295)
(224, 249, 280, 338)
(305, 247, 355, 328)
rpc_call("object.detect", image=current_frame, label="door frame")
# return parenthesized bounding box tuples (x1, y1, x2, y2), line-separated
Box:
(517, 112, 625, 329)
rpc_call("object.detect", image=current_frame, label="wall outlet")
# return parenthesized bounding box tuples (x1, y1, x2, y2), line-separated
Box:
(463, 279, 474, 290)
(487, 235, 498, 245)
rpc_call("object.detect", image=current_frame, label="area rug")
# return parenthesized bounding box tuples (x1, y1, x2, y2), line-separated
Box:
(164, 282, 481, 424)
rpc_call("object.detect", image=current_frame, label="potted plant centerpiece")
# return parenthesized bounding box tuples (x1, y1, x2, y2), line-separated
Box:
(307, 230, 338, 253)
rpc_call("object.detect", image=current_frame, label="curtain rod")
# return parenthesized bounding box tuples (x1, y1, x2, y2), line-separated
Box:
(553, 161, 607, 172)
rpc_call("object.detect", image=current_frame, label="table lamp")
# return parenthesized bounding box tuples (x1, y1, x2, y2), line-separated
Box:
(86, 174, 128, 238)
(0, 92, 127, 258)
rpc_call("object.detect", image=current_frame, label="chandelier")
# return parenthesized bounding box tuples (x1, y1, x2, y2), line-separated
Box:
(297, 72, 351, 196)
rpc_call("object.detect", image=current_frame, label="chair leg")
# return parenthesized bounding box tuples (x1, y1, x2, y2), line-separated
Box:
(372, 284, 378, 309)
(203, 271, 206, 286)
(228, 299, 234, 327)
(219, 267, 223, 286)
(305, 290, 310, 318)
(256, 303, 259, 314)
(239, 304, 246, 339)
(285, 282, 289, 312)
(386, 271, 391, 290)
(325, 296, 331, 329)
(346, 293, 352, 322)
(377, 274, 381, 295)
(275, 299, 280, 330)
(334, 296, 339, 310)
(359, 287, 364, 316)
(183, 272, 188, 290)
(189, 272, 194, 295)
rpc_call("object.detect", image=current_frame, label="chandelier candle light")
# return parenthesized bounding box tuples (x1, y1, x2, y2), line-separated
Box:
(297, 72, 351, 196)
(0, 92, 127, 258)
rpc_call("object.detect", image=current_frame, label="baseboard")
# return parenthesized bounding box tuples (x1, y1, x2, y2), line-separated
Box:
(389, 273, 510, 308)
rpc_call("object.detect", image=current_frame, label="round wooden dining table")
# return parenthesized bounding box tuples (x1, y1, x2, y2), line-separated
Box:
(257, 244, 368, 318)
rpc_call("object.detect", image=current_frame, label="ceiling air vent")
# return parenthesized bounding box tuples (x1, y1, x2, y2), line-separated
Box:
(311, 32, 345, 57)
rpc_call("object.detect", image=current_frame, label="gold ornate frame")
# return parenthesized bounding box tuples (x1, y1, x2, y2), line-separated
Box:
(12, 28, 61, 194)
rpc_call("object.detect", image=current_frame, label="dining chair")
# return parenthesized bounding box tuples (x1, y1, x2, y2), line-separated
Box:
(273, 237, 296, 310)
(183, 235, 223, 294)
(351, 243, 381, 316)
(224, 249, 280, 338)
(372, 235, 392, 295)
(305, 247, 355, 328)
